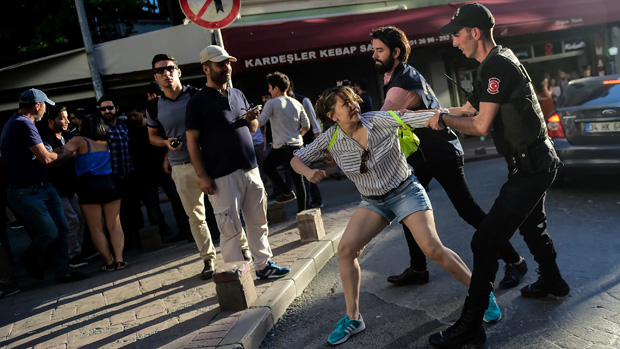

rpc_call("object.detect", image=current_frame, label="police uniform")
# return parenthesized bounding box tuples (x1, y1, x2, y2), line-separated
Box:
(385, 63, 521, 281)
(466, 45, 565, 308)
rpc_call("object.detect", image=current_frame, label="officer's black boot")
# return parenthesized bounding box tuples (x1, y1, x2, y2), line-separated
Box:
(429, 297, 486, 348)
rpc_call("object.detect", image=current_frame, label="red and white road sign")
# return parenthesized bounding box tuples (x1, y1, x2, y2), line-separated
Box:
(179, 0, 241, 29)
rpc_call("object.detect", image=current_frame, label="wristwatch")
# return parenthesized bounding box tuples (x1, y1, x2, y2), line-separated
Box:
(438, 108, 450, 128)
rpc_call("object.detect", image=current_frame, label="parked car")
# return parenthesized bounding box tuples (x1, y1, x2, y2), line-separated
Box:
(545, 74, 620, 186)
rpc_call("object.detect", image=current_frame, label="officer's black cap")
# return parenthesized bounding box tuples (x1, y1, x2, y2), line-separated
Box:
(438, 3, 495, 35)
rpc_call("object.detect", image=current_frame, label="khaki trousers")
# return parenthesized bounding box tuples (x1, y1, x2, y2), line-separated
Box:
(209, 168, 272, 270)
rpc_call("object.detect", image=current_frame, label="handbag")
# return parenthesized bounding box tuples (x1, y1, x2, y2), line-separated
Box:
(326, 111, 420, 157)
(387, 110, 419, 157)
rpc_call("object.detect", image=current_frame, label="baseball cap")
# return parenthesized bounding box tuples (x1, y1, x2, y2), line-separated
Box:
(19, 88, 55, 105)
(438, 3, 495, 35)
(199, 45, 237, 64)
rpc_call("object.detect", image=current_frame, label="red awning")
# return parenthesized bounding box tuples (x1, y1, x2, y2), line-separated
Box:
(222, 0, 620, 73)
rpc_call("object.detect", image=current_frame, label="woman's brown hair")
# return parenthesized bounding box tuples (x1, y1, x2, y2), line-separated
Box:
(314, 86, 362, 126)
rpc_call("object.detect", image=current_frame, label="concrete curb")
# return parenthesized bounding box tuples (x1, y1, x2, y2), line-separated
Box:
(207, 141, 500, 349)
(214, 225, 346, 349)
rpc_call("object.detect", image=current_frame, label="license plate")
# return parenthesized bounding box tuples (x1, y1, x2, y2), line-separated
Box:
(585, 122, 620, 132)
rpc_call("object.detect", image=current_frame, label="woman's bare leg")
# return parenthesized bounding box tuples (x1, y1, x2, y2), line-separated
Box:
(103, 200, 125, 263)
(338, 208, 389, 320)
(402, 210, 471, 286)
(81, 204, 114, 265)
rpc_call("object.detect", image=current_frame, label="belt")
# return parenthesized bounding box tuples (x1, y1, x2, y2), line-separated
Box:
(8, 182, 46, 189)
(364, 178, 409, 201)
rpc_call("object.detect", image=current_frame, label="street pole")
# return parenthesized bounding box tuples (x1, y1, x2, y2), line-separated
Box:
(211, 29, 232, 88)
(74, 0, 105, 101)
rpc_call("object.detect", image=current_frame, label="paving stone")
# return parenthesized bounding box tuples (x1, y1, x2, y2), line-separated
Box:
(50, 303, 77, 321)
(109, 311, 136, 326)
(11, 309, 54, 332)
(135, 318, 179, 339)
(135, 301, 168, 319)
(67, 325, 124, 347)
(0, 322, 14, 339)
(32, 333, 68, 349)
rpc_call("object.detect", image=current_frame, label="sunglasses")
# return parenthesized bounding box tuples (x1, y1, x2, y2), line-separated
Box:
(100, 106, 115, 111)
(154, 65, 176, 74)
(360, 149, 370, 174)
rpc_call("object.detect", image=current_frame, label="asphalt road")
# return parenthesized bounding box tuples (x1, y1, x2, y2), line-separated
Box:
(260, 157, 620, 349)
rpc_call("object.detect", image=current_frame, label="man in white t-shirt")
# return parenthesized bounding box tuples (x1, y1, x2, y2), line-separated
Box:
(257, 72, 310, 212)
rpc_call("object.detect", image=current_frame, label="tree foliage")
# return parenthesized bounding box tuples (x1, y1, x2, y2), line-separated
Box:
(0, 0, 150, 68)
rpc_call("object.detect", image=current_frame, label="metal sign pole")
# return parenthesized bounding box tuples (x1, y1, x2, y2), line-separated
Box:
(214, 29, 224, 48)
(211, 29, 232, 88)
(74, 0, 104, 101)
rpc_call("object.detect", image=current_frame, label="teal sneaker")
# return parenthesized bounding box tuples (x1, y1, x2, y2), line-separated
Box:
(483, 292, 502, 324)
(255, 260, 290, 279)
(327, 314, 366, 345)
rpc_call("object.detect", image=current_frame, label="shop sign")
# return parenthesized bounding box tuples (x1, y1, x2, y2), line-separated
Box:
(564, 40, 587, 52)
(243, 34, 452, 69)
(513, 47, 532, 60)
(244, 45, 366, 68)
(534, 41, 562, 56)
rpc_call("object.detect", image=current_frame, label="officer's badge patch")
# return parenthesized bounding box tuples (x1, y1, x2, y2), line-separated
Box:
(487, 78, 500, 94)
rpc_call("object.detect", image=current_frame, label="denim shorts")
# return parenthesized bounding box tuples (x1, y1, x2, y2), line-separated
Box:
(359, 175, 432, 223)
(77, 173, 121, 205)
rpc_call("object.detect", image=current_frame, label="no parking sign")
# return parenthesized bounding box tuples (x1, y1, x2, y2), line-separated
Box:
(179, 0, 241, 29)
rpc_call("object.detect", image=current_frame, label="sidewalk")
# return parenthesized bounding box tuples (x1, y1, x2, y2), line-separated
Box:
(0, 137, 498, 349)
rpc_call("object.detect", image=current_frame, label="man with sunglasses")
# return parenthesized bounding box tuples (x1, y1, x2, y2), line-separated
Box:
(370, 26, 526, 303)
(98, 94, 143, 251)
(146, 54, 249, 280)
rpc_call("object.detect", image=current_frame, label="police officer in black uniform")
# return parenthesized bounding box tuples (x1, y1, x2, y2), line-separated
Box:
(426, 3, 569, 347)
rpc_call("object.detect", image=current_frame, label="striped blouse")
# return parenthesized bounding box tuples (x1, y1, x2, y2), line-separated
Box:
(294, 111, 433, 197)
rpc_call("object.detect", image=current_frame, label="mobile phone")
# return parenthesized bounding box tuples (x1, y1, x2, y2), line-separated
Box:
(241, 105, 262, 118)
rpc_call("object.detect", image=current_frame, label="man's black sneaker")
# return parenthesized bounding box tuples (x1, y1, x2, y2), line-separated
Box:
(69, 255, 88, 268)
(387, 267, 429, 285)
(521, 276, 570, 298)
(0, 283, 20, 299)
(275, 192, 296, 204)
(309, 202, 323, 209)
(9, 220, 23, 229)
(200, 259, 214, 280)
(499, 258, 528, 289)
(429, 298, 487, 348)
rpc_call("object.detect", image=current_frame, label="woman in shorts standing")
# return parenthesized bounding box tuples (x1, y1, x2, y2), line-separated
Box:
(64, 115, 126, 271)
(290, 86, 499, 345)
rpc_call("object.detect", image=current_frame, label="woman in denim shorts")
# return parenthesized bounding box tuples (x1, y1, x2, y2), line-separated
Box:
(291, 86, 499, 345)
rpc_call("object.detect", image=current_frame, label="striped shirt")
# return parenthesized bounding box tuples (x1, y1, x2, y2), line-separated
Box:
(294, 111, 433, 197)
